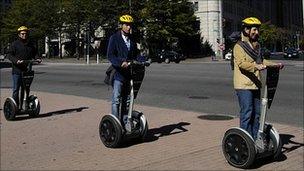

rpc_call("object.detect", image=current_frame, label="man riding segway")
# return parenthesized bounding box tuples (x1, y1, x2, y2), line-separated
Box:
(4, 26, 42, 120)
(99, 14, 149, 148)
(222, 17, 284, 168)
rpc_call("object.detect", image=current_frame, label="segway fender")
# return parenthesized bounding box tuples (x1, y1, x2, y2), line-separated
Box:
(34, 97, 39, 107)
(108, 114, 123, 129)
(227, 127, 257, 153)
(269, 125, 280, 143)
(140, 114, 147, 129)
(7, 97, 17, 107)
(270, 126, 280, 148)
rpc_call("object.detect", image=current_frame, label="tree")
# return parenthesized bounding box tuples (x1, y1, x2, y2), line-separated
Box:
(259, 23, 278, 48)
(61, 0, 94, 59)
(1, 0, 61, 56)
(141, 0, 198, 57)
(260, 23, 290, 51)
(1, 0, 200, 59)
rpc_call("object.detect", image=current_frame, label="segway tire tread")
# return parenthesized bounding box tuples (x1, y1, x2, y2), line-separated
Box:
(3, 98, 17, 121)
(222, 128, 256, 169)
(29, 97, 40, 118)
(99, 115, 122, 148)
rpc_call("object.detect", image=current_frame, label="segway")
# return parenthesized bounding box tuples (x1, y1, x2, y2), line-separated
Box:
(99, 60, 150, 148)
(3, 59, 41, 121)
(222, 66, 282, 168)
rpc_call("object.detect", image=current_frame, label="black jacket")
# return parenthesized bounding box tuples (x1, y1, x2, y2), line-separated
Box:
(7, 38, 38, 74)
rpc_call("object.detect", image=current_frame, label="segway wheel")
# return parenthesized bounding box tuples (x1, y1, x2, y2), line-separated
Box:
(273, 138, 282, 159)
(99, 115, 122, 148)
(222, 128, 256, 169)
(131, 111, 148, 142)
(269, 129, 282, 159)
(3, 98, 17, 121)
(138, 116, 148, 142)
(28, 96, 40, 117)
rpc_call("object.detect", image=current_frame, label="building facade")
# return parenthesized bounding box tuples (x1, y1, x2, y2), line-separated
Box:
(190, 0, 303, 55)
(189, 0, 224, 57)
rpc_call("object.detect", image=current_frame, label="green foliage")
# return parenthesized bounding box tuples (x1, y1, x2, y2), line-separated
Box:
(259, 23, 289, 50)
(141, 0, 198, 52)
(1, 0, 61, 42)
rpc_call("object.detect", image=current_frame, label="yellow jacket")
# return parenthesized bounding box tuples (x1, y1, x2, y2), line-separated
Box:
(233, 34, 276, 90)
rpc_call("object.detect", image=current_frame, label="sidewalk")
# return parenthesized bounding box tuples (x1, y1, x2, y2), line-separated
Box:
(1, 89, 303, 170)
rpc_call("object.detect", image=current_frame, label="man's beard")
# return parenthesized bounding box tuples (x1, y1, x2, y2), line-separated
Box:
(122, 29, 130, 36)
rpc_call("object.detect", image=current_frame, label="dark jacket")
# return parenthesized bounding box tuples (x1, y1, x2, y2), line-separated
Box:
(107, 31, 139, 82)
(7, 38, 38, 74)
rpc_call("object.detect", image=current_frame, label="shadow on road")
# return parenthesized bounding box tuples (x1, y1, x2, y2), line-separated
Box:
(13, 107, 89, 121)
(116, 122, 191, 148)
(280, 134, 304, 153)
(249, 133, 303, 169)
(147, 121, 191, 140)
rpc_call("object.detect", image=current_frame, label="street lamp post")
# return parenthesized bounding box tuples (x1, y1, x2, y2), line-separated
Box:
(296, 31, 300, 50)
(86, 26, 90, 65)
(129, 0, 132, 14)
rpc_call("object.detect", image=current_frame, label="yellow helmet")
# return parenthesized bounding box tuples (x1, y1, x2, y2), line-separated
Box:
(242, 17, 261, 27)
(17, 26, 29, 32)
(119, 14, 134, 23)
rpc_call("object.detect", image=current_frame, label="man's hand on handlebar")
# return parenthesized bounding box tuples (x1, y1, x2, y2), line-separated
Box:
(255, 64, 266, 70)
(36, 58, 42, 63)
(16, 59, 42, 64)
(277, 63, 284, 70)
(121, 61, 129, 68)
(16, 60, 23, 64)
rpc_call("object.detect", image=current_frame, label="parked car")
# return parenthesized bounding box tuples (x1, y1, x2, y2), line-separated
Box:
(284, 48, 299, 58)
(156, 50, 184, 64)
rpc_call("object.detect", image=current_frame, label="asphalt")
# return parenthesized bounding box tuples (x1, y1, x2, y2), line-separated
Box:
(0, 88, 303, 170)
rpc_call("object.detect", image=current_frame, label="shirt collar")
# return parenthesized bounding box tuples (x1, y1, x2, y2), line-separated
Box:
(121, 34, 129, 42)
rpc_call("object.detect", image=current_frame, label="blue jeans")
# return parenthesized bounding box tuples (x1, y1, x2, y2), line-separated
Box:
(236, 89, 261, 140)
(12, 73, 24, 108)
(111, 79, 130, 124)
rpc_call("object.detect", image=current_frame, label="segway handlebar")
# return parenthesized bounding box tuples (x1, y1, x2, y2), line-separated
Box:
(21, 59, 42, 64)
(259, 63, 284, 70)
(127, 60, 150, 67)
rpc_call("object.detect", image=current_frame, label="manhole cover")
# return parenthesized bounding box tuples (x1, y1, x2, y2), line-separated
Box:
(189, 96, 209, 99)
(198, 114, 234, 120)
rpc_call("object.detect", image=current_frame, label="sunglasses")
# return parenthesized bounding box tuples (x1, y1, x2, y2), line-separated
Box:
(20, 33, 27, 35)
